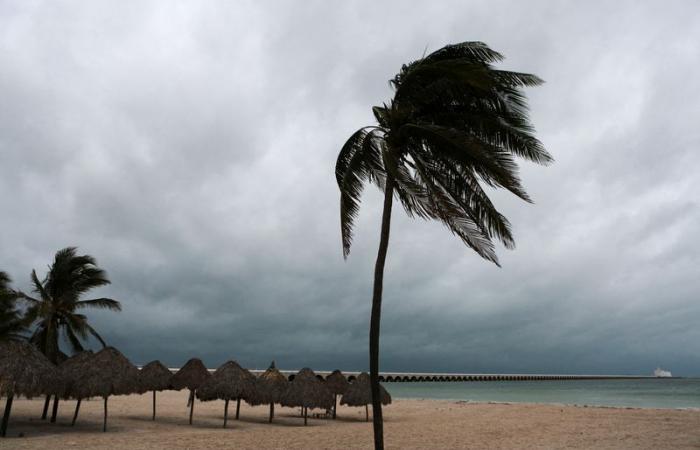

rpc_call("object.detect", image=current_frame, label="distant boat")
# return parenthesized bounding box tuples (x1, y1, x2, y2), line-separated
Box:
(653, 367, 672, 378)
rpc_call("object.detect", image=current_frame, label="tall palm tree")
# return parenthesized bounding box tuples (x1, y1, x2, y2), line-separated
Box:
(0, 271, 27, 341)
(336, 42, 551, 450)
(20, 247, 121, 421)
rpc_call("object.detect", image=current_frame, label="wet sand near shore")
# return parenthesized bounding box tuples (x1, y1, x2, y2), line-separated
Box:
(2, 390, 699, 449)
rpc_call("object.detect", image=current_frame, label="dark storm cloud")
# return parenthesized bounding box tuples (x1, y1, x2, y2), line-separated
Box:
(1, 1, 699, 375)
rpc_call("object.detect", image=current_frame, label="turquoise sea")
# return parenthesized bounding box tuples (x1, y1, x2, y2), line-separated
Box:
(386, 378, 700, 409)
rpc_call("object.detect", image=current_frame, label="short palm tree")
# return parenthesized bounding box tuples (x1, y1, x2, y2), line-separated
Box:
(20, 247, 121, 421)
(336, 42, 551, 450)
(0, 271, 27, 341)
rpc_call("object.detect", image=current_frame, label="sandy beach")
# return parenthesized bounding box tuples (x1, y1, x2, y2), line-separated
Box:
(2, 390, 699, 449)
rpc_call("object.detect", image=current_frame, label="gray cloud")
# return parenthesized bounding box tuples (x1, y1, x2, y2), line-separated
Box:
(1, 0, 699, 375)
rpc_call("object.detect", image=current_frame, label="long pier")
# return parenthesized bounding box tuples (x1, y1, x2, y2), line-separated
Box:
(246, 370, 656, 382)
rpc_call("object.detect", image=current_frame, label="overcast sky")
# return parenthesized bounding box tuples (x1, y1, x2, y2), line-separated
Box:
(1, 1, 699, 376)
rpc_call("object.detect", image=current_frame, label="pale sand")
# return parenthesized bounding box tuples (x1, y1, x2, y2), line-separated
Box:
(2, 390, 699, 449)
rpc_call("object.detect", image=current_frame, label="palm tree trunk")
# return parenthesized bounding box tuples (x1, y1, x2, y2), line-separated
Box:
(188, 389, 195, 425)
(41, 395, 50, 420)
(50, 395, 59, 423)
(102, 397, 108, 432)
(71, 399, 81, 426)
(152, 390, 156, 420)
(1, 392, 13, 437)
(223, 399, 229, 428)
(268, 402, 274, 423)
(369, 175, 394, 450)
(235, 397, 240, 420)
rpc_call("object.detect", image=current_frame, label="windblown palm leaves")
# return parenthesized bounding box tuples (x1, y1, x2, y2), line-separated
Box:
(280, 368, 333, 425)
(337, 42, 551, 264)
(171, 357, 210, 425)
(336, 41, 549, 450)
(325, 370, 348, 419)
(341, 373, 391, 422)
(73, 346, 140, 432)
(0, 340, 58, 436)
(20, 247, 121, 364)
(196, 360, 256, 428)
(0, 272, 27, 342)
(248, 361, 288, 423)
(138, 360, 172, 421)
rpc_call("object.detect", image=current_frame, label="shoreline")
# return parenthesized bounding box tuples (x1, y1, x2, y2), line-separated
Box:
(396, 397, 700, 411)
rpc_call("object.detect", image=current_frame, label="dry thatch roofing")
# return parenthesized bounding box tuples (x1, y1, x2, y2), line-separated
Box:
(0, 340, 57, 398)
(58, 350, 94, 399)
(170, 358, 210, 391)
(280, 368, 333, 410)
(196, 360, 256, 401)
(248, 361, 288, 406)
(340, 372, 392, 407)
(325, 369, 349, 395)
(73, 346, 140, 398)
(138, 360, 172, 393)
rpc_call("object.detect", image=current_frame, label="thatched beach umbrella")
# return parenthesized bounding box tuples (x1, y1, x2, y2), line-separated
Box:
(170, 358, 210, 425)
(280, 368, 333, 425)
(138, 360, 172, 421)
(196, 360, 256, 428)
(0, 340, 57, 437)
(325, 370, 349, 419)
(248, 361, 288, 423)
(57, 350, 94, 426)
(341, 372, 391, 422)
(72, 347, 140, 432)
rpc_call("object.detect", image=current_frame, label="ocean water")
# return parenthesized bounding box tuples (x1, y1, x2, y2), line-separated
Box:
(386, 378, 700, 409)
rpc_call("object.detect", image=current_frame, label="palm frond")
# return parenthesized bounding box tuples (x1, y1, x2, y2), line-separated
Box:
(30, 269, 51, 302)
(402, 123, 532, 202)
(85, 322, 107, 348)
(74, 298, 121, 311)
(64, 325, 85, 353)
(336, 127, 387, 257)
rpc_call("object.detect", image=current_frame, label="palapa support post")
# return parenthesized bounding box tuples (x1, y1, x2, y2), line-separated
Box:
(71, 399, 81, 426)
(50, 395, 59, 423)
(103, 397, 108, 432)
(188, 389, 195, 425)
(1, 392, 14, 437)
(152, 391, 156, 420)
(365, 404, 369, 422)
(41, 395, 51, 420)
(304, 407, 308, 426)
(235, 397, 241, 420)
(333, 394, 337, 419)
(223, 399, 229, 428)
(268, 403, 274, 423)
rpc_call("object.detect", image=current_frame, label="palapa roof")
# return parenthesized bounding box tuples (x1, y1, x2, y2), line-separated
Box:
(325, 369, 349, 395)
(0, 340, 58, 398)
(248, 361, 288, 406)
(56, 350, 69, 364)
(170, 358, 210, 391)
(196, 360, 256, 401)
(138, 360, 172, 393)
(280, 367, 333, 410)
(340, 372, 392, 407)
(58, 350, 94, 398)
(73, 346, 140, 398)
